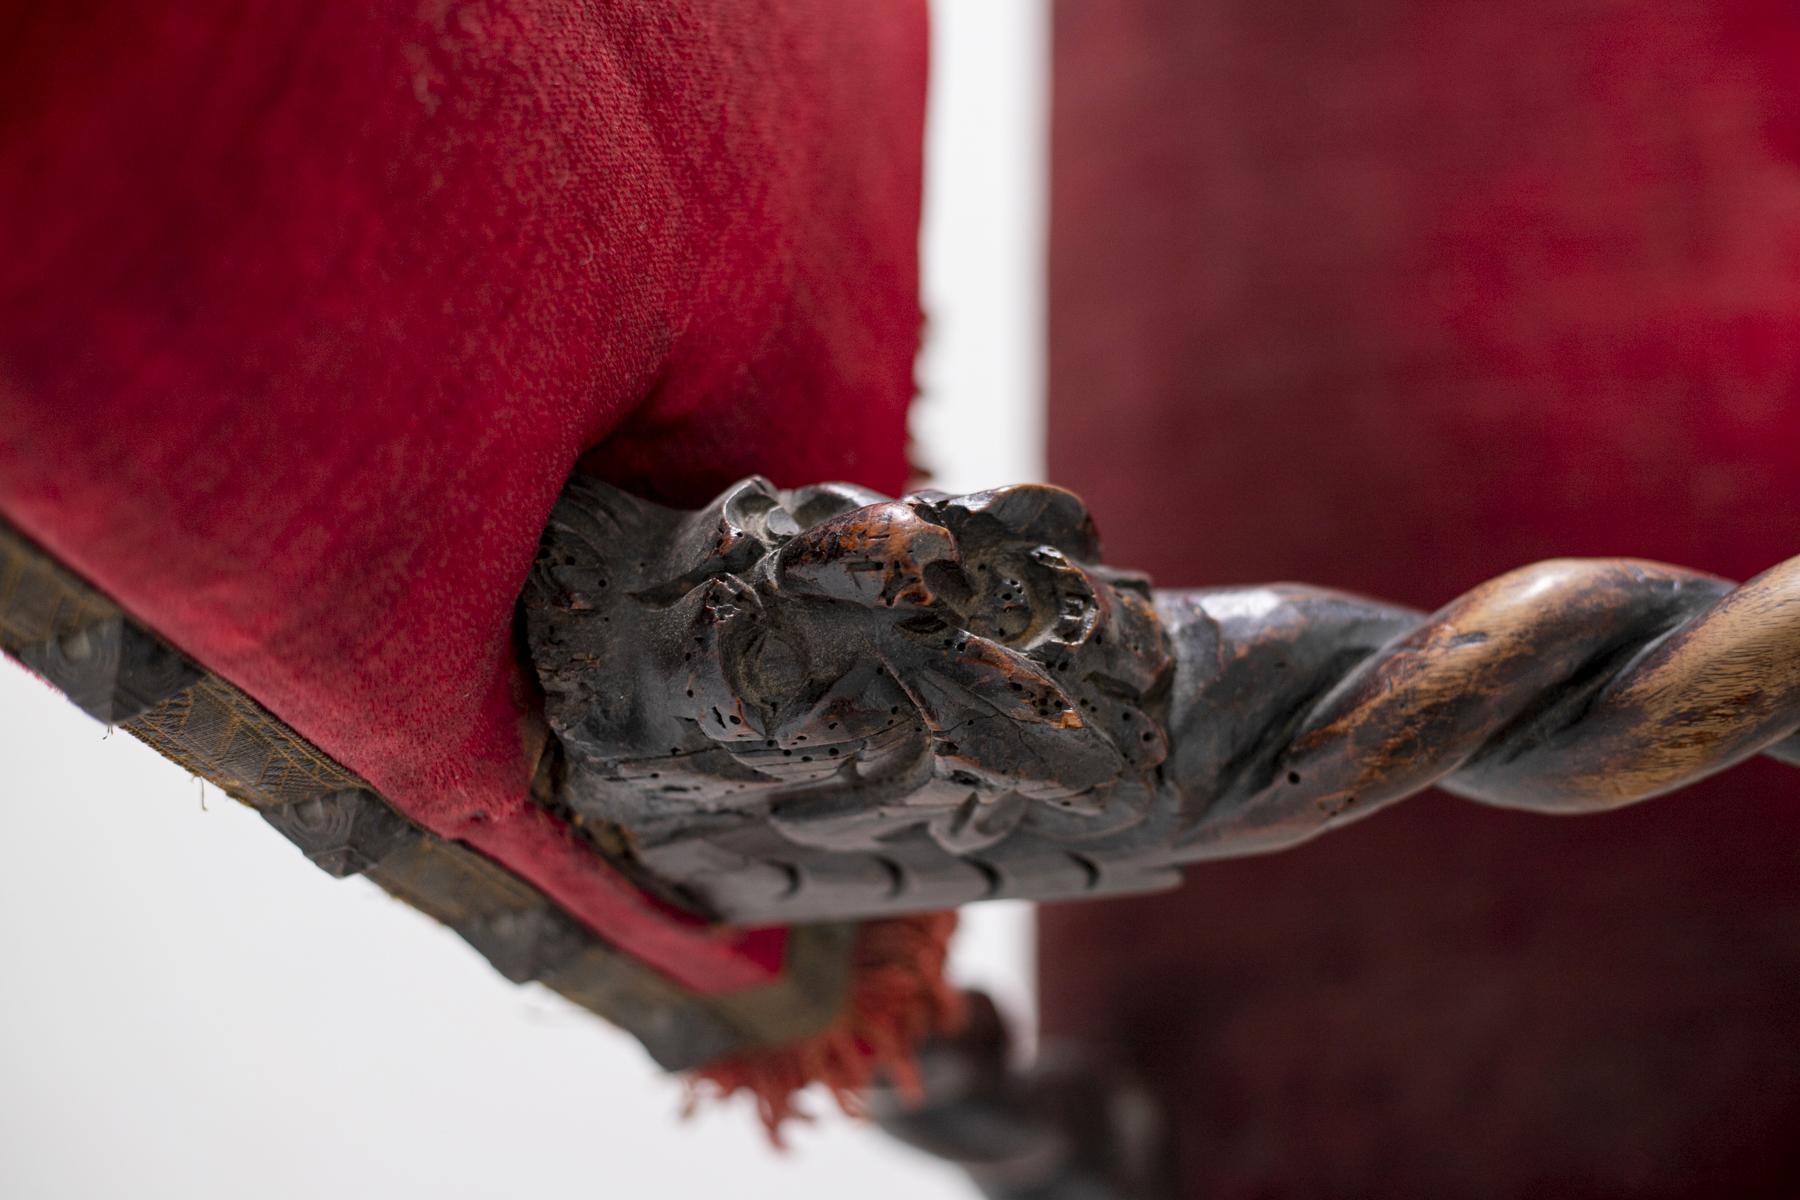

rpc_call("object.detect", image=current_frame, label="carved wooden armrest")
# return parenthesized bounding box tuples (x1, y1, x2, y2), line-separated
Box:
(524, 475, 1800, 926)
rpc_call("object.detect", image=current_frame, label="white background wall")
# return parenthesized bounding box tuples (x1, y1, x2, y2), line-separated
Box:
(0, 4, 1047, 1198)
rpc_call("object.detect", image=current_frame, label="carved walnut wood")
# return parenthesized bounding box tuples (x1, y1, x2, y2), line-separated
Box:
(527, 475, 1800, 926)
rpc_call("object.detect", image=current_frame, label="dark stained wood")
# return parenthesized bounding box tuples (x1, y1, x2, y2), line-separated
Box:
(526, 475, 1184, 924)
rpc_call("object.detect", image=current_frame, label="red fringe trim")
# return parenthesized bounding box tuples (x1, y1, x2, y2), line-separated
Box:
(686, 911, 962, 1146)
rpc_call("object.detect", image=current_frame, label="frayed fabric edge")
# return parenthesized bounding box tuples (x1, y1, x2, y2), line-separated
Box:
(685, 911, 962, 1146)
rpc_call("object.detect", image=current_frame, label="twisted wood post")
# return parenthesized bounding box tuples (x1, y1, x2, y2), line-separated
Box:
(1163, 556, 1800, 857)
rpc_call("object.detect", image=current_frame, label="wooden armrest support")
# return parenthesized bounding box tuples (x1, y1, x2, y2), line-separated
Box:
(527, 475, 1800, 925)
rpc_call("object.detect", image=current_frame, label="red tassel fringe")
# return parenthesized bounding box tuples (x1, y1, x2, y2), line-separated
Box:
(686, 911, 963, 1145)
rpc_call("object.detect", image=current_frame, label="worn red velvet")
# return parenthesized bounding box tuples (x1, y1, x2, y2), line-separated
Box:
(0, 2, 926, 991)
(1047, 1, 1800, 1194)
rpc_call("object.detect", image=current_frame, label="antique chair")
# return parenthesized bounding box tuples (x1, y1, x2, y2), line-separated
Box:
(3, 3, 1797, 1197)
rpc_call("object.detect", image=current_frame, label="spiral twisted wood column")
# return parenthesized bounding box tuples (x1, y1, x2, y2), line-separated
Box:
(1166, 555, 1800, 858)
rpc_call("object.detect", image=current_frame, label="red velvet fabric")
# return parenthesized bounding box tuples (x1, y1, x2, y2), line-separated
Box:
(0, 2, 926, 991)
(1047, 0, 1800, 1194)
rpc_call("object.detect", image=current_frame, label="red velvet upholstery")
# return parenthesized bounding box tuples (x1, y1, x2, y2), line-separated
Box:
(0, 1, 926, 991)
(1047, 1, 1800, 1194)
